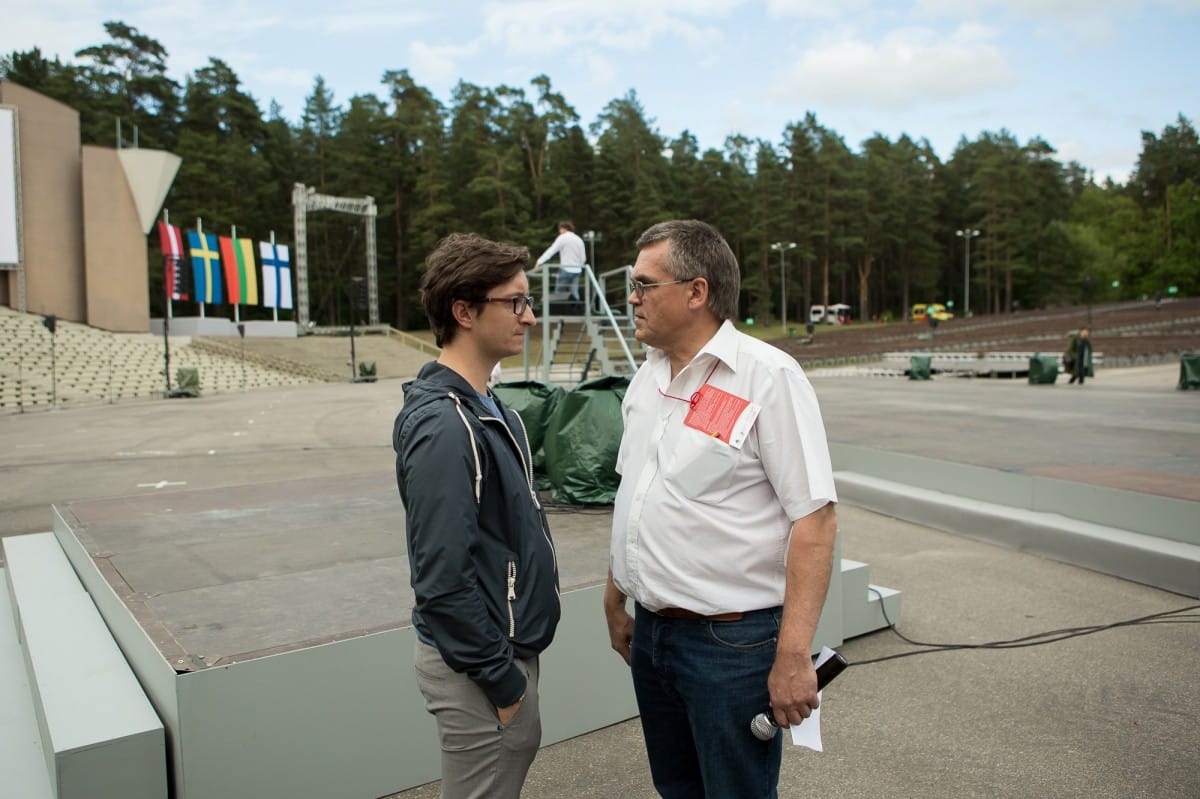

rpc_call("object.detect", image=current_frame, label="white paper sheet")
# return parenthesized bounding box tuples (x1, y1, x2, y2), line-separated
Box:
(788, 646, 836, 751)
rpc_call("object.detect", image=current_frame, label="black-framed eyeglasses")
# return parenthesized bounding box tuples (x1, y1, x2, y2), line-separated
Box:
(628, 277, 696, 300)
(476, 295, 535, 315)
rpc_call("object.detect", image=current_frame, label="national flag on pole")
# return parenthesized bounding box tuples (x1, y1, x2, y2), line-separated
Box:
(218, 235, 259, 305)
(187, 230, 224, 304)
(259, 241, 293, 310)
(157, 221, 189, 301)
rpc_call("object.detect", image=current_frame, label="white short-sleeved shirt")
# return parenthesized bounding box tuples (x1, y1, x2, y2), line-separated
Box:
(610, 320, 837, 615)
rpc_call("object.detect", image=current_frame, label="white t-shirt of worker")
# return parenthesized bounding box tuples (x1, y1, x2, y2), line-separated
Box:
(536, 231, 586, 275)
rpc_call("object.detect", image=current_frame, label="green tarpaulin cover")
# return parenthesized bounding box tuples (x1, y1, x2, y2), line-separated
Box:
(543, 375, 628, 505)
(1028, 354, 1059, 385)
(908, 355, 932, 380)
(1179, 353, 1200, 390)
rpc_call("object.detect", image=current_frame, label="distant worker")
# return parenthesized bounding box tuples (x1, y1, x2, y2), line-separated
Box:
(535, 221, 587, 301)
(1066, 327, 1092, 385)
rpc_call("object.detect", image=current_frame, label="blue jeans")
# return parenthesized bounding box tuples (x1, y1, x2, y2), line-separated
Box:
(554, 268, 582, 301)
(631, 604, 783, 799)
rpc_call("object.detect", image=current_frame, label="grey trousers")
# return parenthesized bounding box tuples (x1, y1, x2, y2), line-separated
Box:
(413, 639, 542, 799)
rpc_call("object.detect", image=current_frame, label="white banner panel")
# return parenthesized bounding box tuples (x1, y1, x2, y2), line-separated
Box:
(0, 106, 19, 266)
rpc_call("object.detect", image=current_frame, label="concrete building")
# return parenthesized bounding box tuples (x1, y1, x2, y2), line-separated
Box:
(1, 80, 175, 332)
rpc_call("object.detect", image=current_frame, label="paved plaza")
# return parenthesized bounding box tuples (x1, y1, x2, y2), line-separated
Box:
(1, 362, 1197, 798)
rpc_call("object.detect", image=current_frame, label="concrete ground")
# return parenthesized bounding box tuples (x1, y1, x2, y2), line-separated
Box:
(1, 361, 1197, 798)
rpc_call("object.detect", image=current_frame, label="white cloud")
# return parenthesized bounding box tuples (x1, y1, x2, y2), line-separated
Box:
(255, 67, 317, 92)
(917, 0, 1195, 45)
(289, 8, 428, 34)
(0, 1, 115, 62)
(772, 24, 1014, 111)
(409, 40, 479, 86)
(476, 0, 738, 53)
(580, 50, 619, 87)
(766, 0, 877, 20)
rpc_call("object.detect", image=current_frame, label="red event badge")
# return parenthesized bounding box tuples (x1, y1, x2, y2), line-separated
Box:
(683, 384, 761, 448)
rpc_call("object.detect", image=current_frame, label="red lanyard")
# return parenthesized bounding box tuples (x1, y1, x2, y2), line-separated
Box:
(658, 360, 720, 408)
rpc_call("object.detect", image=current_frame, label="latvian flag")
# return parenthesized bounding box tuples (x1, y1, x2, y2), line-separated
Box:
(187, 230, 224, 304)
(219, 235, 259, 305)
(259, 241, 293, 310)
(157, 221, 189, 301)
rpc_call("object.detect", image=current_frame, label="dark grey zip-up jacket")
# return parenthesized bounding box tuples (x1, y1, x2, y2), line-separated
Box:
(393, 361, 560, 707)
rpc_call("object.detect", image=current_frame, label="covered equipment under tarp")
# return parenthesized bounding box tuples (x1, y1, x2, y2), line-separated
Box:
(1028, 354, 1059, 385)
(543, 375, 628, 505)
(1179, 353, 1200, 390)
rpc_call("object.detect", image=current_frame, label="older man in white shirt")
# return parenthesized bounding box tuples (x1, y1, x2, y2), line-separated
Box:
(604, 219, 838, 799)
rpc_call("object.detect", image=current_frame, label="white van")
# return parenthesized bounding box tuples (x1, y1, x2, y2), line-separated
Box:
(810, 304, 852, 325)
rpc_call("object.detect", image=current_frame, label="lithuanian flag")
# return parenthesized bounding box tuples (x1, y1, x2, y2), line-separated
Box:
(219, 235, 259, 305)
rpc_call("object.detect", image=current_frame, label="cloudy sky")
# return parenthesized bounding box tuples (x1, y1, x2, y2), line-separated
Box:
(4, 0, 1197, 183)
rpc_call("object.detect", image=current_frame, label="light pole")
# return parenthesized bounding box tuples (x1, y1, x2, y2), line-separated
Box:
(1083, 274, 1094, 325)
(771, 241, 797, 332)
(582, 230, 602, 268)
(582, 230, 602, 313)
(955, 228, 981, 316)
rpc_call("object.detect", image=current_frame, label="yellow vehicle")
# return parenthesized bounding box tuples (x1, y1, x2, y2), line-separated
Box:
(910, 303, 954, 323)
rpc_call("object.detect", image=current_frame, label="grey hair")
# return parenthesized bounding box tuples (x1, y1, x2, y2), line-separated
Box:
(636, 220, 740, 321)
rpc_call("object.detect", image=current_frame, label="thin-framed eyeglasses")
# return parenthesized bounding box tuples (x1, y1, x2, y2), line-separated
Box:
(476, 295, 535, 315)
(628, 276, 696, 300)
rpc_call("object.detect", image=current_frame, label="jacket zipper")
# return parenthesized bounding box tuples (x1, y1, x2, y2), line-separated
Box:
(507, 561, 517, 637)
(491, 411, 542, 510)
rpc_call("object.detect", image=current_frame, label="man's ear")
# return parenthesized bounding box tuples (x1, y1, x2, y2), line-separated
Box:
(452, 299, 475, 329)
(687, 277, 710, 309)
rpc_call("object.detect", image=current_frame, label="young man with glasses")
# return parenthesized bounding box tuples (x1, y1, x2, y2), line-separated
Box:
(604, 220, 838, 798)
(394, 233, 560, 799)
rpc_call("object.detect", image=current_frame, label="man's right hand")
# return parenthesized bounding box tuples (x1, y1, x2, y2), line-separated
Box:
(604, 572, 634, 665)
(497, 696, 523, 726)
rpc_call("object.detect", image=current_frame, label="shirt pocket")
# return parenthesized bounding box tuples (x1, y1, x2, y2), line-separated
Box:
(663, 427, 739, 503)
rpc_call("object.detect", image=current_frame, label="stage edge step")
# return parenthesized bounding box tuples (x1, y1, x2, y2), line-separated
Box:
(1, 533, 167, 799)
(0, 567, 55, 799)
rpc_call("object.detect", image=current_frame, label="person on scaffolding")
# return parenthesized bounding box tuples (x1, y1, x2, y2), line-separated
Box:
(534, 221, 587, 303)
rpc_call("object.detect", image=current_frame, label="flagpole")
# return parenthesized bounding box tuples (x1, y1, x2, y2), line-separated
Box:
(161, 209, 172, 396)
(164, 209, 173, 321)
(196, 218, 206, 319)
(270, 231, 279, 322)
(231, 225, 241, 325)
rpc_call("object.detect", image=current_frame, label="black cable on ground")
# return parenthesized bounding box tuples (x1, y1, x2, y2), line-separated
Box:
(847, 587, 1200, 667)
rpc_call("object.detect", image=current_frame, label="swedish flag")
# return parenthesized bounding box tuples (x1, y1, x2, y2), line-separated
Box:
(187, 230, 223, 304)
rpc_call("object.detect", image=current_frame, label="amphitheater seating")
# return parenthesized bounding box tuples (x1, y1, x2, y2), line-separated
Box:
(779, 298, 1200, 369)
(0, 308, 318, 412)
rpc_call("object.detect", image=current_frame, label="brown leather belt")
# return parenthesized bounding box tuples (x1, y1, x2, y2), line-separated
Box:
(654, 607, 744, 622)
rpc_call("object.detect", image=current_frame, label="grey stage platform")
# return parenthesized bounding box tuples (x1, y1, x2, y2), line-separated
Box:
(47, 465, 893, 799)
(58, 472, 610, 671)
(45, 471, 635, 799)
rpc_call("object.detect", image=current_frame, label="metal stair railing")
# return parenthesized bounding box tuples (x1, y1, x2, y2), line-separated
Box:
(526, 263, 639, 384)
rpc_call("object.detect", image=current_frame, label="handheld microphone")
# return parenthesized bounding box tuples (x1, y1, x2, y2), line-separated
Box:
(750, 649, 848, 740)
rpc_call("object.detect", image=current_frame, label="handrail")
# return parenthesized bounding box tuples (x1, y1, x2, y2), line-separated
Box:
(386, 327, 440, 356)
(584, 266, 637, 372)
(526, 262, 639, 380)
